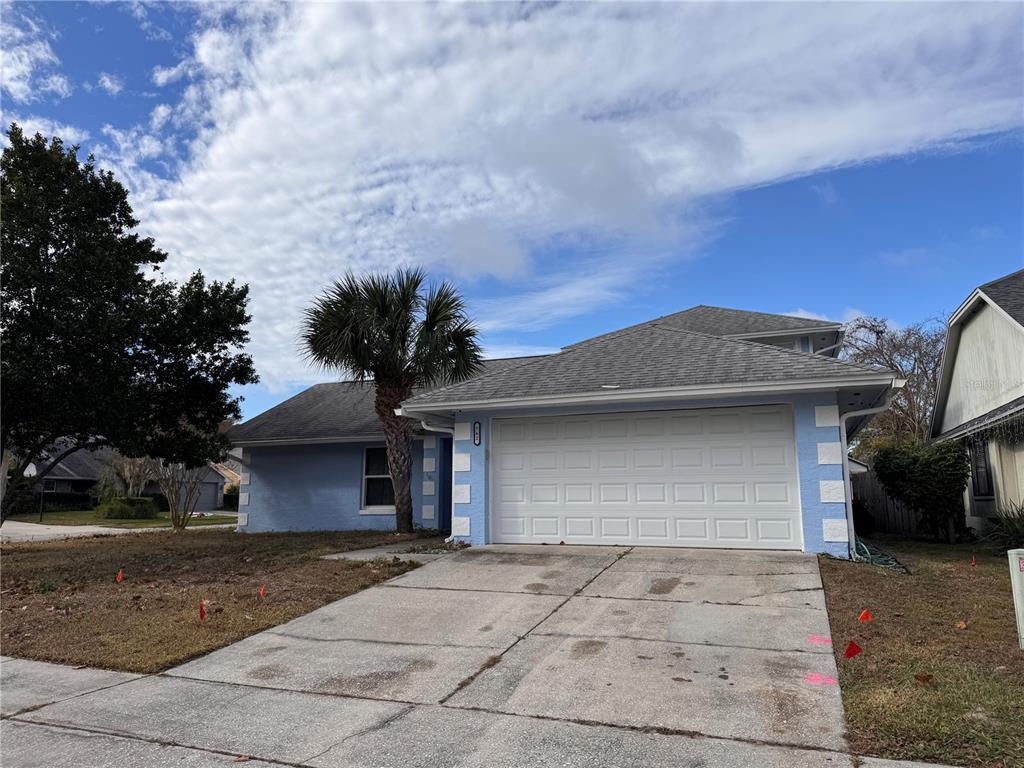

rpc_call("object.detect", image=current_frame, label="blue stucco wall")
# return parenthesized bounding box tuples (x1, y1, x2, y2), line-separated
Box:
(238, 440, 440, 533)
(449, 392, 851, 556)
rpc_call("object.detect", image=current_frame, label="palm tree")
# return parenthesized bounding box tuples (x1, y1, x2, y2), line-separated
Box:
(301, 269, 483, 532)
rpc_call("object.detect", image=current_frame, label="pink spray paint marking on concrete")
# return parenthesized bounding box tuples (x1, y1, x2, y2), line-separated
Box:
(807, 634, 832, 645)
(804, 672, 838, 686)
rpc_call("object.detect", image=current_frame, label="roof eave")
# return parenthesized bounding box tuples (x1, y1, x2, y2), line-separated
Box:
(400, 373, 899, 413)
(723, 324, 842, 340)
(230, 434, 384, 448)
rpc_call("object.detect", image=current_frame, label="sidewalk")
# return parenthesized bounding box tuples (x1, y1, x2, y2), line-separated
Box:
(0, 519, 236, 543)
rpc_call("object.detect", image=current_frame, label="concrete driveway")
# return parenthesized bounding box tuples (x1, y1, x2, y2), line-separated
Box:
(1, 545, 933, 767)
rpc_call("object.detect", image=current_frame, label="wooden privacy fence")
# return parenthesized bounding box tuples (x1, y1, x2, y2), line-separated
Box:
(852, 470, 919, 534)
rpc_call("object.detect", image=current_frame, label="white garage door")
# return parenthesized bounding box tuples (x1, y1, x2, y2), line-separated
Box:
(491, 405, 802, 549)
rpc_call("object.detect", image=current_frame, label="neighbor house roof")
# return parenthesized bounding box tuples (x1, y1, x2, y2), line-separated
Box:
(404, 324, 892, 410)
(978, 268, 1024, 328)
(930, 268, 1024, 440)
(565, 305, 840, 349)
(228, 357, 547, 445)
(37, 445, 115, 481)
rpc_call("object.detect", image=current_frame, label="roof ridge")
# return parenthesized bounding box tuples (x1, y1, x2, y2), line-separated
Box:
(979, 267, 1024, 291)
(637, 320, 890, 375)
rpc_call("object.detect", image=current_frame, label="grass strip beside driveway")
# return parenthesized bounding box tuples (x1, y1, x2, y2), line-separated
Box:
(8, 510, 237, 528)
(819, 539, 1023, 768)
(1, 529, 423, 673)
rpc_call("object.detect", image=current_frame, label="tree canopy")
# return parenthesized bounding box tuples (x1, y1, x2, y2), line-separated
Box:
(841, 315, 945, 457)
(302, 269, 483, 532)
(0, 123, 257, 515)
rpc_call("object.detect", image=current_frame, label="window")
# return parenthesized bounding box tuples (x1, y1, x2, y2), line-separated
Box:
(43, 479, 55, 492)
(363, 447, 395, 508)
(970, 440, 994, 498)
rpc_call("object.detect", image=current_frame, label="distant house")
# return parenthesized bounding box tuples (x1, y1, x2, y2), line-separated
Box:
(26, 445, 231, 512)
(930, 269, 1024, 528)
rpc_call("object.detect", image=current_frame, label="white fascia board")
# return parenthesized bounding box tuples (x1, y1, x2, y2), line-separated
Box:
(724, 325, 842, 340)
(401, 375, 899, 413)
(230, 434, 384, 447)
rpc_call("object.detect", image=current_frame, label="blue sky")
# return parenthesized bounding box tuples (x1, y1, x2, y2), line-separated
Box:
(2, 2, 1022, 420)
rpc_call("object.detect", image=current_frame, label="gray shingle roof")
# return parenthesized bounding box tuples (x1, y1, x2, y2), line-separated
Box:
(979, 268, 1024, 327)
(229, 357, 547, 443)
(566, 305, 839, 349)
(404, 324, 890, 408)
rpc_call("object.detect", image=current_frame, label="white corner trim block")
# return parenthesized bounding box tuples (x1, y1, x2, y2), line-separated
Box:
(819, 480, 846, 503)
(453, 484, 471, 504)
(451, 516, 471, 536)
(453, 453, 471, 472)
(239, 473, 251, 486)
(816, 442, 843, 465)
(815, 405, 839, 430)
(814, 405, 841, 428)
(238, 492, 250, 507)
(822, 518, 849, 542)
(422, 481, 436, 497)
(423, 436, 437, 449)
(423, 457, 436, 472)
(422, 504, 434, 520)
(236, 512, 248, 526)
(454, 422, 472, 441)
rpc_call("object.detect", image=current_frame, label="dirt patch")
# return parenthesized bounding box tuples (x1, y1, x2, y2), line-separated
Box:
(0, 529, 422, 673)
(819, 538, 1024, 768)
(648, 576, 681, 595)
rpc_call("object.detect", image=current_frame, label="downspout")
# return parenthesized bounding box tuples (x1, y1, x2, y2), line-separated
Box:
(839, 381, 903, 559)
(405, 413, 458, 542)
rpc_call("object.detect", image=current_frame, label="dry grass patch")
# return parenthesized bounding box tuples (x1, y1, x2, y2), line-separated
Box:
(1, 529, 425, 673)
(819, 538, 1024, 768)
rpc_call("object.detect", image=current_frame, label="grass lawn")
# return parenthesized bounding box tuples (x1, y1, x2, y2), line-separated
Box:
(819, 538, 1024, 768)
(8, 509, 238, 528)
(0, 529, 425, 673)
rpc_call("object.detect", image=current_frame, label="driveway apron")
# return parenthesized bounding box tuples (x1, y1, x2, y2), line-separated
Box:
(4, 545, 858, 767)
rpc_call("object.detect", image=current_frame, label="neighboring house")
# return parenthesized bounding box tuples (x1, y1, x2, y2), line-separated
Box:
(26, 446, 230, 512)
(231, 305, 902, 557)
(930, 269, 1024, 529)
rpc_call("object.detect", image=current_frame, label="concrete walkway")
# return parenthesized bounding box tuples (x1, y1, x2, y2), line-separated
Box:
(1, 545, 954, 767)
(0, 518, 237, 543)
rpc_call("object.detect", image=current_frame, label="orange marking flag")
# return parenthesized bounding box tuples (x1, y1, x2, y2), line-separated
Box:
(844, 641, 863, 659)
(116, 569, 124, 584)
(858, 609, 874, 623)
(199, 600, 207, 621)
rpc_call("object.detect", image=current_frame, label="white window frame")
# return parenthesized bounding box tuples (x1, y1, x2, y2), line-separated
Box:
(361, 445, 395, 515)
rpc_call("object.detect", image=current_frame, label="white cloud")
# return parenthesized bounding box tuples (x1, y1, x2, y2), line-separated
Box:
(89, 3, 1021, 387)
(97, 72, 124, 96)
(0, 11, 72, 103)
(151, 61, 189, 87)
(149, 104, 172, 132)
(810, 181, 839, 207)
(0, 114, 90, 147)
(786, 307, 869, 324)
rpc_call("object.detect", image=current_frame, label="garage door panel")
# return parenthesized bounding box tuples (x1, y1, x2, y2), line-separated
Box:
(492, 406, 801, 549)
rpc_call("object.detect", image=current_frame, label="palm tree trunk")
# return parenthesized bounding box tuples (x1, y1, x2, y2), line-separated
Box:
(375, 383, 415, 533)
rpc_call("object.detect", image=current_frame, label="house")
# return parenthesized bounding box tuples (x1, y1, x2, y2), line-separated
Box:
(26, 446, 231, 512)
(930, 268, 1024, 529)
(231, 305, 903, 557)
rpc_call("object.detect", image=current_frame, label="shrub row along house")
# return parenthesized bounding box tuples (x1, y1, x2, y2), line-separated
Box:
(929, 268, 1024, 527)
(229, 305, 904, 557)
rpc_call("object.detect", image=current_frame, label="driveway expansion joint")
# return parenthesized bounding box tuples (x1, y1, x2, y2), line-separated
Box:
(527, 630, 831, 655)
(436, 547, 634, 704)
(437, 702, 850, 756)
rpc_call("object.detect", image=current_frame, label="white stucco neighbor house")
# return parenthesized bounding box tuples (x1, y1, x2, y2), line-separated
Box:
(930, 269, 1024, 529)
(231, 305, 904, 558)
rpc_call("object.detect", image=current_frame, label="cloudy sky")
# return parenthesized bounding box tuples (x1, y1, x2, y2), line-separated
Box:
(2, 1, 1022, 418)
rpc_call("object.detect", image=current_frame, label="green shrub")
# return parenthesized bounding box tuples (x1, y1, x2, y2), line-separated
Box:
(984, 501, 1024, 552)
(96, 496, 159, 520)
(873, 439, 970, 542)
